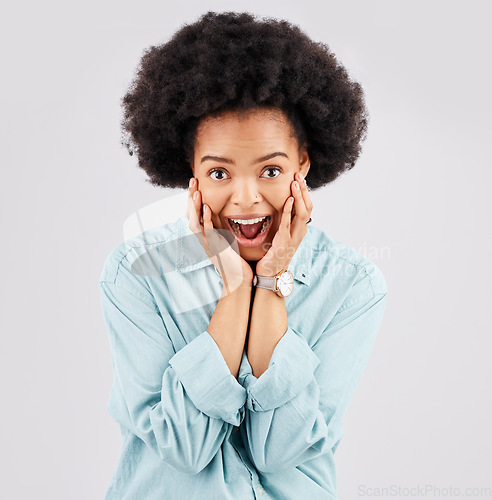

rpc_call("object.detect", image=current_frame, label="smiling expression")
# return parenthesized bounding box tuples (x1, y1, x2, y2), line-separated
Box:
(191, 107, 311, 261)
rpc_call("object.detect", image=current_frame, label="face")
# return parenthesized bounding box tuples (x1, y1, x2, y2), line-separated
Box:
(191, 107, 310, 261)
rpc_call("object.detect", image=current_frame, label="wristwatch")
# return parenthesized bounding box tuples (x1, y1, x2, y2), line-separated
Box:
(253, 269, 294, 297)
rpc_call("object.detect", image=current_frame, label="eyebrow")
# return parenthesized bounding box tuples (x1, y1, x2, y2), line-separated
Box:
(200, 151, 289, 165)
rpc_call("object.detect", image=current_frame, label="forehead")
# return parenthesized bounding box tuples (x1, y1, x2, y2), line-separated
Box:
(195, 108, 296, 147)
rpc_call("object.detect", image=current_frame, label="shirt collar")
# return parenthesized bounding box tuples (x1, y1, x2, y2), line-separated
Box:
(173, 215, 312, 286)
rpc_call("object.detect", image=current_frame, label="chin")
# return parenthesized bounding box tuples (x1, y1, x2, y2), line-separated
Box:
(238, 247, 266, 262)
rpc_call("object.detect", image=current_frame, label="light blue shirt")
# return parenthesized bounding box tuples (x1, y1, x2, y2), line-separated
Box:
(99, 215, 388, 499)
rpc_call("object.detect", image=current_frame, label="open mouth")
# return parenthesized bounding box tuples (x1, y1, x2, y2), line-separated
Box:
(227, 215, 272, 240)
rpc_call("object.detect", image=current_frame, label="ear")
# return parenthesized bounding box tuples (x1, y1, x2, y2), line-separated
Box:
(299, 145, 310, 179)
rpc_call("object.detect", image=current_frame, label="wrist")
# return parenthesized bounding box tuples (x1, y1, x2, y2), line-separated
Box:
(220, 280, 252, 299)
(256, 264, 290, 277)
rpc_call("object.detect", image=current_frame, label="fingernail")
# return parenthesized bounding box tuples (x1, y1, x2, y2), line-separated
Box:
(189, 178, 194, 188)
(294, 181, 300, 190)
(298, 173, 304, 182)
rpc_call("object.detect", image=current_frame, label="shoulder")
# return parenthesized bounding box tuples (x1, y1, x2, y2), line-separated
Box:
(307, 225, 388, 306)
(98, 216, 187, 287)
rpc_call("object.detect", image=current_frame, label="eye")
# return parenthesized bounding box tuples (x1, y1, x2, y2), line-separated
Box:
(261, 167, 281, 179)
(208, 168, 230, 181)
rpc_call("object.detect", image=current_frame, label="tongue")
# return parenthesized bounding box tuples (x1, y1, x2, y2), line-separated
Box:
(240, 220, 264, 239)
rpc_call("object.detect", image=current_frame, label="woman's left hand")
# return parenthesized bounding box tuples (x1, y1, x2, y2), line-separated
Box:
(256, 172, 313, 277)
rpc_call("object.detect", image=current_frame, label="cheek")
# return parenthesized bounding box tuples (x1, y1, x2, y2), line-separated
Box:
(200, 188, 227, 216)
(267, 185, 292, 213)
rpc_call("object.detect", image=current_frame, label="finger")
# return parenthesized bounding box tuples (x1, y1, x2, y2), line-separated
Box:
(297, 174, 313, 212)
(202, 203, 213, 231)
(187, 179, 199, 228)
(291, 180, 310, 237)
(202, 203, 218, 250)
(201, 203, 224, 259)
(196, 190, 204, 224)
(203, 205, 228, 258)
(292, 180, 309, 217)
(188, 178, 205, 234)
(201, 203, 211, 255)
(203, 200, 219, 239)
(279, 196, 294, 237)
(187, 178, 194, 221)
(190, 189, 203, 234)
(203, 203, 226, 282)
(188, 189, 198, 231)
(202, 204, 236, 292)
(193, 193, 213, 257)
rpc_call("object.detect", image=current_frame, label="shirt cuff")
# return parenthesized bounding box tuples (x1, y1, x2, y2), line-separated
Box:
(169, 331, 247, 425)
(238, 327, 320, 412)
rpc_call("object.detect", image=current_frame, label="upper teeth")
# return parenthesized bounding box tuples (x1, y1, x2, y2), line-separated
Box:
(229, 216, 268, 225)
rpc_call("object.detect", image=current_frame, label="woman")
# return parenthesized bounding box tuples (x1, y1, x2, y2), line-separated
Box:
(99, 11, 388, 500)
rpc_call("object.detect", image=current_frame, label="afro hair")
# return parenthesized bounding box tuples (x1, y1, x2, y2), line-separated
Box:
(120, 11, 369, 190)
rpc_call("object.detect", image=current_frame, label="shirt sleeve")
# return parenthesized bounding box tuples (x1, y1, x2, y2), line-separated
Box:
(238, 271, 388, 473)
(99, 278, 247, 475)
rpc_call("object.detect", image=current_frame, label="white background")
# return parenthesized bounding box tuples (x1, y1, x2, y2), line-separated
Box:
(1, 1, 491, 498)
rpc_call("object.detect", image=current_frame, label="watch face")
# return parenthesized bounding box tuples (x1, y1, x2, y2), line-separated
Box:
(278, 270, 294, 296)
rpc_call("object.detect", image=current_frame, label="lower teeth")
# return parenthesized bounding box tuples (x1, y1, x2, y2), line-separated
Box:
(259, 217, 270, 235)
(231, 217, 270, 238)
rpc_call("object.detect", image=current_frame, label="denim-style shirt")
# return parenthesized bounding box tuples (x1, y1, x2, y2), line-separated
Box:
(98, 215, 388, 499)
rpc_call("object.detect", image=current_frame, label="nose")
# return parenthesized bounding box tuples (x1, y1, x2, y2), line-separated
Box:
(230, 179, 262, 208)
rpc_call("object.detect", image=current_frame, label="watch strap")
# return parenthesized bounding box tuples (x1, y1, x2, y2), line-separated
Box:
(252, 274, 277, 291)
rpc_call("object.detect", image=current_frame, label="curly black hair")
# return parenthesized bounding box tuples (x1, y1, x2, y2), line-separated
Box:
(120, 11, 368, 190)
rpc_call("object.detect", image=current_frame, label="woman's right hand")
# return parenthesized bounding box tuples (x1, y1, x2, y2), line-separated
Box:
(187, 178, 254, 295)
